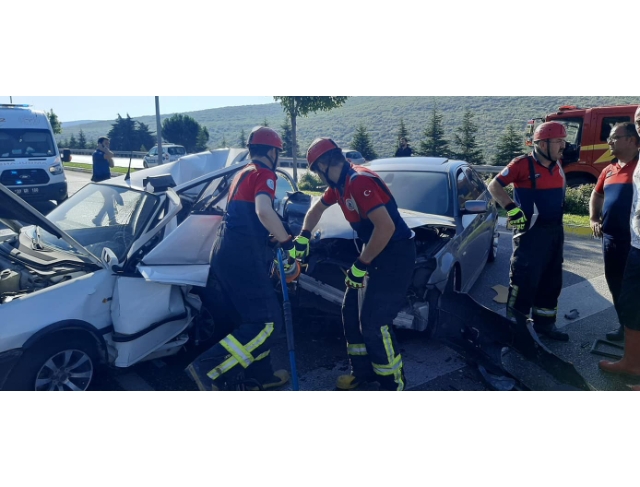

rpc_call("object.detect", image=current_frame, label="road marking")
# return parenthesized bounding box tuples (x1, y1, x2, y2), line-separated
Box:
(115, 372, 155, 391)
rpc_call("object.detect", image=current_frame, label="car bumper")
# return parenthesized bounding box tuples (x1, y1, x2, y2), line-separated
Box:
(0, 349, 23, 390)
(8, 181, 68, 202)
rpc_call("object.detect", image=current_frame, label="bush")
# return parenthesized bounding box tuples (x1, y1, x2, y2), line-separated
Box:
(298, 172, 326, 192)
(564, 184, 593, 216)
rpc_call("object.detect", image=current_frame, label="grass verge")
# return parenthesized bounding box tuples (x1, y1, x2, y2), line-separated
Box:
(64, 162, 136, 175)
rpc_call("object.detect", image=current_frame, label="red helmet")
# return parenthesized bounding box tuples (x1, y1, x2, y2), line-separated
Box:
(307, 137, 341, 169)
(247, 126, 283, 150)
(533, 122, 567, 142)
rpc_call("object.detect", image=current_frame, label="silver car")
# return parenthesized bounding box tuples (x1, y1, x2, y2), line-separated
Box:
(284, 157, 499, 338)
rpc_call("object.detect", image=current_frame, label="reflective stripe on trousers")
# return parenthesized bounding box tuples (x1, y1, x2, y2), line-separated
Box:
(371, 325, 405, 391)
(347, 343, 368, 356)
(206, 323, 274, 381)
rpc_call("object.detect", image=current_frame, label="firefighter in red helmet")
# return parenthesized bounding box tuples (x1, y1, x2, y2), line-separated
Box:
(186, 126, 297, 391)
(488, 122, 570, 342)
(292, 137, 416, 391)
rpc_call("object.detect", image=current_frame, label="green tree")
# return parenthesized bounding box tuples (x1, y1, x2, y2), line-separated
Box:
(108, 114, 138, 151)
(280, 118, 294, 157)
(351, 124, 378, 161)
(77, 129, 87, 149)
(136, 122, 156, 152)
(237, 129, 247, 148)
(418, 105, 450, 157)
(493, 125, 526, 166)
(68, 133, 78, 149)
(218, 135, 228, 149)
(196, 126, 210, 152)
(452, 109, 484, 164)
(262, 118, 270, 128)
(60, 138, 69, 148)
(46, 109, 62, 135)
(396, 118, 410, 152)
(161, 114, 205, 153)
(273, 96, 348, 181)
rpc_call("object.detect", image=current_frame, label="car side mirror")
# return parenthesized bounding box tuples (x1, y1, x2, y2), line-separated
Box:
(462, 200, 488, 215)
(101, 247, 121, 272)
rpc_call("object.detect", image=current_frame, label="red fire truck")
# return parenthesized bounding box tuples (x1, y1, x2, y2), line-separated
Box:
(525, 104, 639, 187)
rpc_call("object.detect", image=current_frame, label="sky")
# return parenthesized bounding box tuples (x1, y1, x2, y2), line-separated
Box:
(2, 96, 275, 123)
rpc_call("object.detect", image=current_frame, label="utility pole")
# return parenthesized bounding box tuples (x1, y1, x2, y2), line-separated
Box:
(155, 97, 163, 165)
(10, 97, 13, 103)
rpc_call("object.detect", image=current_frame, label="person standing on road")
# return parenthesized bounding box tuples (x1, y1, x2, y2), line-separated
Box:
(293, 138, 416, 391)
(394, 137, 413, 158)
(599, 107, 640, 379)
(487, 122, 569, 342)
(91, 137, 119, 225)
(186, 127, 295, 391)
(589, 123, 640, 342)
(91, 137, 114, 183)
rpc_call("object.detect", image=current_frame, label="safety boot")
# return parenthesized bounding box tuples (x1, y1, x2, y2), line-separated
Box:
(248, 370, 290, 391)
(606, 325, 625, 342)
(599, 328, 640, 378)
(535, 322, 569, 342)
(336, 374, 378, 391)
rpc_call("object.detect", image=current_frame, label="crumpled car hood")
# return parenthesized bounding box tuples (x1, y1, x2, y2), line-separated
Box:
(313, 201, 456, 241)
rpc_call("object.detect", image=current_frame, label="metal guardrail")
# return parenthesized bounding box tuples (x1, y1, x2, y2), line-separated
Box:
(65, 150, 504, 174)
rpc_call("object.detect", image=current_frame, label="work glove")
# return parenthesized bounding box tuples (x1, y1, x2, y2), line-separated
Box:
(506, 204, 527, 232)
(278, 238, 297, 272)
(345, 259, 368, 289)
(293, 230, 312, 261)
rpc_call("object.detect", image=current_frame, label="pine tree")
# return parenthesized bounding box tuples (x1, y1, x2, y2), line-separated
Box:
(77, 130, 87, 149)
(351, 124, 378, 161)
(493, 125, 526, 166)
(47, 109, 62, 134)
(161, 114, 205, 153)
(237, 129, 247, 148)
(108, 114, 138, 151)
(262, 118, 269, 128)
(452, 109, 484, 164)
(418, 105, 450, 157)
(68, 133, 78, 149)
(218, 135, 228, 148)
(280, 118, 294, 157)
(136, 122, 155, 152)
(195, 127, 210, 152)
(396, 119, 410, 151)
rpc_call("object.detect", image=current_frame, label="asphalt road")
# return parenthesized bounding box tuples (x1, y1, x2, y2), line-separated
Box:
(42, 169, 638, 391)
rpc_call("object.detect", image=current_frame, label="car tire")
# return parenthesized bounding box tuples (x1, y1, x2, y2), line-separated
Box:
(143, 160, 149, 169)
(56, 193, 69, 205)
(4, 334, 99, 391)
(487, 225, 499, 263)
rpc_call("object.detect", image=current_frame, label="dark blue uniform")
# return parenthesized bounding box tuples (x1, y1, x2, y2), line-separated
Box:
(594, 158, 637, 321)
(322, 164, 415, 391)
(91, 149, 111, 183)
(496, 154, 567, 333)
(187, 162, 281, 390)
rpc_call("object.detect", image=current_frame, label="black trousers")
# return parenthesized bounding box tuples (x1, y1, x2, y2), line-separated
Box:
(188, 225, 279, 389)
(602, 234, 631, 323)
(617, 246, 640, 332)
(507, 224, 564, 327)
(342, 238, 416, 391)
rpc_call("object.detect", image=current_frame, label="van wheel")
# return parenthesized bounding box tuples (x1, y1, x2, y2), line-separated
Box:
(56, 194, 68, 205)
(4, 335, 98, 391)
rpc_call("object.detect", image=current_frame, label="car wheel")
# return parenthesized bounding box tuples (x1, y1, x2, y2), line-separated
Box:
(487, 226, 499, 263)
(56, 193, 69, 205)
(4, 335, 98, 391)
(143, 160, 149, 168)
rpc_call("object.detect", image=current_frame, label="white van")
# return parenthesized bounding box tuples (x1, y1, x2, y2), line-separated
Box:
(0, 104, 68, 204)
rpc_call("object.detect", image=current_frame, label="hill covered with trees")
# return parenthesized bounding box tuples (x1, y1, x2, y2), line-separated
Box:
(58, 96, 638, 163)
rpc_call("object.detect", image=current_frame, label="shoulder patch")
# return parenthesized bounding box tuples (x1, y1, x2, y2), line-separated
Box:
(606, 171, 613, 179)
(267, 179, 275, 190)
(500, 168, 509, 177)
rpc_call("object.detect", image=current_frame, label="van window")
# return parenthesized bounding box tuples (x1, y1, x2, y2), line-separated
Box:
(600, 117, 631, 142)
(168, 147, 186, 156)
(0, 129, 56, 159)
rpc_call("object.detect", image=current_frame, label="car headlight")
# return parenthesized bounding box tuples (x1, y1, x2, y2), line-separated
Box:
(49, 164, 64, 175)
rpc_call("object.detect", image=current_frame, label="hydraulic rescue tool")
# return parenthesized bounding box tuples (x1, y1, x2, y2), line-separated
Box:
(277, 248, 300, 390)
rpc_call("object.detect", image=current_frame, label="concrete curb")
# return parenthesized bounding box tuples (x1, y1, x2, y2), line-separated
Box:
(498, 217, 592, 238)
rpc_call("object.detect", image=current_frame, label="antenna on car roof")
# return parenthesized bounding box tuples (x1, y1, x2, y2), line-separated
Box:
(125, 152, 133, 181)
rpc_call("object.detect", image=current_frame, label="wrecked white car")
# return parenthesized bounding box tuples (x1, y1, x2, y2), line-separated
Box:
(0, 150, 298, 391)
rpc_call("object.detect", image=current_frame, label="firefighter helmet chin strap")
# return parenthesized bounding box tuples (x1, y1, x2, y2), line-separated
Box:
(322, 161, 350, 190)
(536, 141, 555, 164)
(260, 149, 280, 171)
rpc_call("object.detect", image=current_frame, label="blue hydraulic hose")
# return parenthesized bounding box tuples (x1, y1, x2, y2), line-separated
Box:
(277, 249, 299, 391)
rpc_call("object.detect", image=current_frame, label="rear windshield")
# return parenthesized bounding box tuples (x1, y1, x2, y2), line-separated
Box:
(0, 129, 57, 159)
(168, 147, 186, 156)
